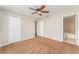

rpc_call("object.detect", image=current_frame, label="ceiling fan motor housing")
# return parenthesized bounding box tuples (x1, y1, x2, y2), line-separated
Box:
(36, 9, 40, 11)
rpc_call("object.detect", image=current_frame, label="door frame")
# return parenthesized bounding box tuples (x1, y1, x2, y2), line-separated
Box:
(63, 14, 78, 45)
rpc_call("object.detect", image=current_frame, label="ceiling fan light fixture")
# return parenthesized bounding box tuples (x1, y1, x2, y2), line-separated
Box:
(37, 11, 42, 14)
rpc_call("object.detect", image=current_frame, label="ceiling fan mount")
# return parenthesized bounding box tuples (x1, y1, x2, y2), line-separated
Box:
(36, 9, 40, 11)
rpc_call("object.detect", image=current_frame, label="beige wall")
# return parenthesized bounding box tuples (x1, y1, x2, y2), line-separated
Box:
(43, 15, 63, 41)
(0, 9, 8, 47)
(0, 9, 3, 46)
(0, 8, 35, 47)
(43, 9, 79, 42)
(22, 16, 35, 40)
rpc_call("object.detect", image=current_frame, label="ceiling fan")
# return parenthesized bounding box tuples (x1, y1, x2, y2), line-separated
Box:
(29, 5, 49, 16)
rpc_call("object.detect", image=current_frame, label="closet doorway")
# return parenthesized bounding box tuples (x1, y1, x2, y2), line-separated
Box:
(63, 15, 78, 45)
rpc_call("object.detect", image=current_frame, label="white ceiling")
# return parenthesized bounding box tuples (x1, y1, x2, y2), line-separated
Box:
(0, 5, 79, 18)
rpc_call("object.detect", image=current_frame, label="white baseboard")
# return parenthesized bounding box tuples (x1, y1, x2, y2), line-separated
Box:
(22, 35, 35, 40)
(44, 36, 63, 42)
(0, 35, 35, 47)
(0, 42, 10, 48)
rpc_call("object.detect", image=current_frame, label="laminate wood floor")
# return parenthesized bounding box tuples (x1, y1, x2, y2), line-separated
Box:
(0, 37, 79, 54)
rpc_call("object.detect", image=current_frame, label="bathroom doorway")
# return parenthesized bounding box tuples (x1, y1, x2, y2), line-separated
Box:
(63, 15, 78, 45)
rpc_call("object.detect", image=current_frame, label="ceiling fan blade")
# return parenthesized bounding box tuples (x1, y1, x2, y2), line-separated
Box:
(29, 7, 36, 10)
(32, 12, 37, 14)
(39, 5, 46, 11)
(41, 11, 49, 13)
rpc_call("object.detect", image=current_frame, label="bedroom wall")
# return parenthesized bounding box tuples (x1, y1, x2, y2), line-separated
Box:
(43, 15, 63, 41)
(0, 9, 3, 46)
(43, 9, 79, 42)
(0, 9, 9, 47)
(0, 8, 35, 47)
(21, 16, 35, 40)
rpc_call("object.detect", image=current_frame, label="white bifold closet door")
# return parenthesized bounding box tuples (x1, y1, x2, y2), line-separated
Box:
(8, 16, 21, 43)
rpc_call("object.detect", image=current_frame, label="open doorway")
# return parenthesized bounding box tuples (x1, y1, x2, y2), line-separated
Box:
(36, 20, 44, 37)
(63, 15, 78, 45)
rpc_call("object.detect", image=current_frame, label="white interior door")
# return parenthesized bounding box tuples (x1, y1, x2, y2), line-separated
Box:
(37, 20, 44, 37)
(8, 16, 21, 43)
